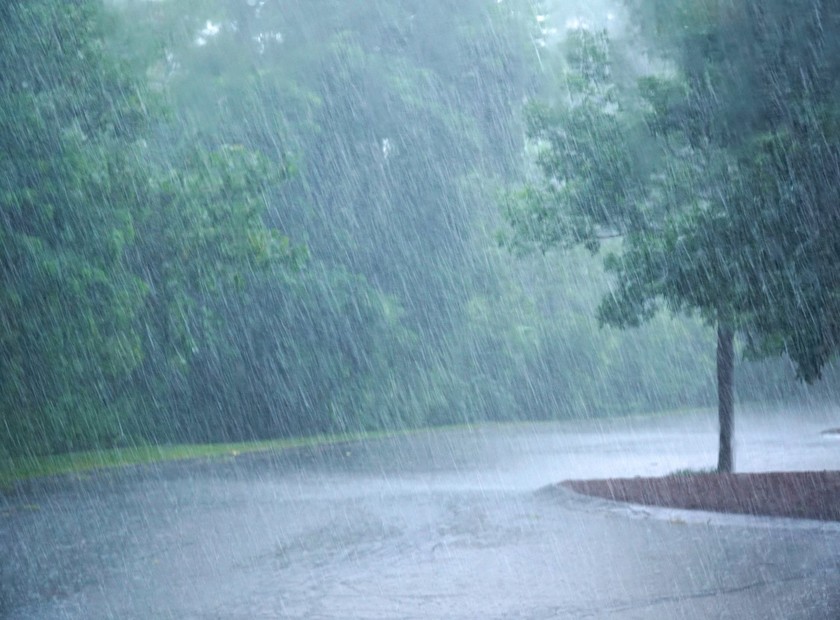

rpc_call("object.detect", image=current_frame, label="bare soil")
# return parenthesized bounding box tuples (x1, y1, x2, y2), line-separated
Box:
(563, 471, 840, 522)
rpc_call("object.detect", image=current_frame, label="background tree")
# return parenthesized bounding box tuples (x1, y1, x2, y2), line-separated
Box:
(0, 0, 149, 454)
(0, 0, 299, 456)
(4, 0, 827, 459)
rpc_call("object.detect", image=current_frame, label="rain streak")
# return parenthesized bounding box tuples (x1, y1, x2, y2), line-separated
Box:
(2, 1, 839, 618)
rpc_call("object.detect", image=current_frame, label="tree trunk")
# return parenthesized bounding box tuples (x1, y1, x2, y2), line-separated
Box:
(716, 324, 735, 473)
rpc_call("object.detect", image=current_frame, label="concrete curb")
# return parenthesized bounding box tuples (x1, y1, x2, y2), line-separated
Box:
(544, 482, 840, 533)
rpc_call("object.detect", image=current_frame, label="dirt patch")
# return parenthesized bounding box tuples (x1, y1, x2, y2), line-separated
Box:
(563, 471, 840, 522)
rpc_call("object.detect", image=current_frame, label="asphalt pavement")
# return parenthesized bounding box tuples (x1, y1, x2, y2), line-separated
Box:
(2, 406, 839, 619)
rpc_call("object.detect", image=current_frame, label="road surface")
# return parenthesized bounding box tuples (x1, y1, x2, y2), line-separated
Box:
(3, 406, 840, 618)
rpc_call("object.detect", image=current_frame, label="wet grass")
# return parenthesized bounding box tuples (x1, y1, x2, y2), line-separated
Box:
(0, 429, 407, 490)
(0, 407, 712, 490)
(669, 467, 716, 477)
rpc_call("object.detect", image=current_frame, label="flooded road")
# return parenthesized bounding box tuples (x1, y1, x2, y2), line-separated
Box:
(3, 407, 840, 619)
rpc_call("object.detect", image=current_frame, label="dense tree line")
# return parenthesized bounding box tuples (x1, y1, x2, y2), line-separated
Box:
(2, 0, 829, 459)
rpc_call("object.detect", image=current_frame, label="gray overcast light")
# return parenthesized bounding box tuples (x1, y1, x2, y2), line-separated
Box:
(2, 1, 839, 618)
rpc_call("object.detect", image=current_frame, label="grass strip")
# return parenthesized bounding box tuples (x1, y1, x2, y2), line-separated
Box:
(1, 408, 709, 490)
(0, 429, 403, 489)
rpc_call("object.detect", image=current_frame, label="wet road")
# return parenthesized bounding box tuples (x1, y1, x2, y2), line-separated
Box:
(3, 407, 840, 619)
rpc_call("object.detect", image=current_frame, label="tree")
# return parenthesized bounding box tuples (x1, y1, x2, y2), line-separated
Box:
(0, 0, 149, 454)
(505, 3, 840, 472)
(621, 0, 840, 466)
(124, 143, 303, 441)
(0, 0, 303, 455)
(114, 0, 551, 430)
(499, 28, 727, 472)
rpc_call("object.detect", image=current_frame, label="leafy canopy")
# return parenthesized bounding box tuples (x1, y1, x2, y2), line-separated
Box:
(505, 3, 840, 382)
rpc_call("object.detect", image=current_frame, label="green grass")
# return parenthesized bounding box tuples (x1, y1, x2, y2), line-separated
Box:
(0, 429, 406, 490)
(669, 467, 716, 477)
(0, 408, 716, 490)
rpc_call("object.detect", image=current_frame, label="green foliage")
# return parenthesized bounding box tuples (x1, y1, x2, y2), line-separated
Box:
(621, 0, 840, 381)
(0, 0, 301, 456)
(506, 0, 840, 417)
(0, 0, 149, 455)
(111, 0, 550, 438)
(5, 0, 821, 461)
(508, 5, 839, 367)
(504, 29, 681, 324)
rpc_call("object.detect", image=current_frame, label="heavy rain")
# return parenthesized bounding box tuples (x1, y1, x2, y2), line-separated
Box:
(1, 0, 839, 618)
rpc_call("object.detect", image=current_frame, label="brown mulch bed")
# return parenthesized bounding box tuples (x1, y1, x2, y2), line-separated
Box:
(563, 471, 840, 522)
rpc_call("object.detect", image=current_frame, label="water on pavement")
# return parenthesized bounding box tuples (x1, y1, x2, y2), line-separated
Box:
(2, 406, 839, 619)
